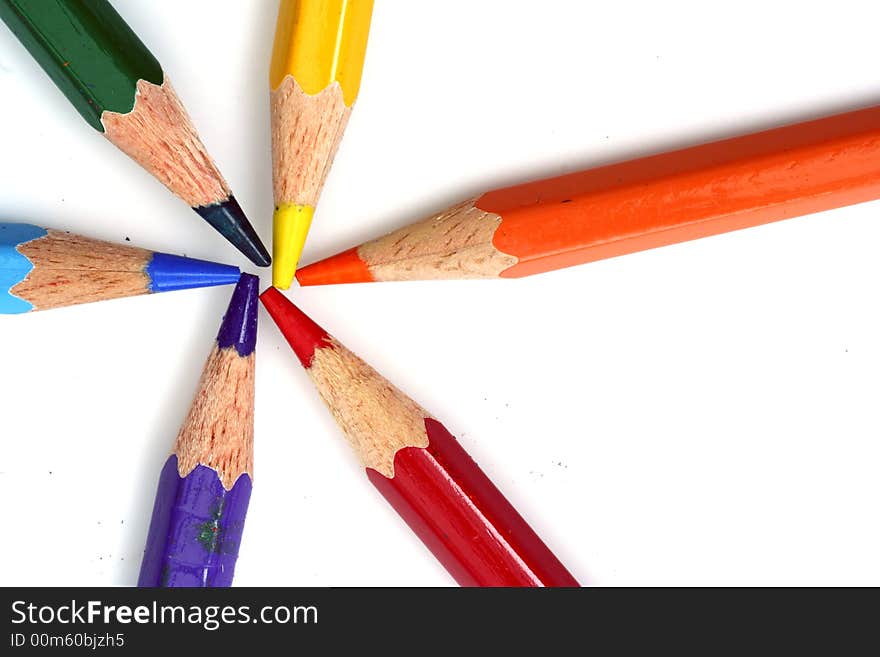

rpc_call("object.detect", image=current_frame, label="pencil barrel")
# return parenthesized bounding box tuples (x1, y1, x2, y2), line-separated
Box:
(0, 0, 162, 131)
(367, 419, 579, 587)
(269, 0, 373, 102)
(138, 458, 251, 588)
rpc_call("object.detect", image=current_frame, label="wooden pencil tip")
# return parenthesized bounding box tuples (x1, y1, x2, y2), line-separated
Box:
(295, 247, 374, 286)
(259, 287, 330, 368)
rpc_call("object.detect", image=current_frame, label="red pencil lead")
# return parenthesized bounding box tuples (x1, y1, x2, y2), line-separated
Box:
(259, 287, 330, 367)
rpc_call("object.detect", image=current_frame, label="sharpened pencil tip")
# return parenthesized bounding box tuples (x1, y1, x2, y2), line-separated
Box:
(146, 253, 240, 292)
(217, 273, 259, 356)
(259, 287, 329, 368)
(295, 246, 374, 286)
(195, 196, 271, 267)
(273, 204, 314, 289)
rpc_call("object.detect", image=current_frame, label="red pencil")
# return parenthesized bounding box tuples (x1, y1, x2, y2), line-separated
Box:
(260, 288, 579, 587)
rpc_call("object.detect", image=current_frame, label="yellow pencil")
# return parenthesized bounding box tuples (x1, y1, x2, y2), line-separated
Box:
(269, 0, 374, 289)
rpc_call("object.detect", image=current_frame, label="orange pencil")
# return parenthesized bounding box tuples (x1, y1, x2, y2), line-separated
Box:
(297, 105, 880, 285)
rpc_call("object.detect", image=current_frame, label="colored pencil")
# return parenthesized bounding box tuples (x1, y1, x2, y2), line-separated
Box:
(0, 0, 270, 266)
(0, 223, 240, 313)
(270, 0, 373, 288)
(139, 273, 258, 587)
(261, 288, 579, 587)
(296, 105, 880, 285)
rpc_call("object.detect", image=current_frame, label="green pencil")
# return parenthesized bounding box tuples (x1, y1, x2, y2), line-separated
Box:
(0, 0, 270, 266)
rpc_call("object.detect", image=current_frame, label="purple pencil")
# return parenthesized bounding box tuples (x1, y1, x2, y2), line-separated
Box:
(138, 273, 258, 587)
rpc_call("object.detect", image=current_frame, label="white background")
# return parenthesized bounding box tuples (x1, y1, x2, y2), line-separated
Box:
(1, 0, 879, 586)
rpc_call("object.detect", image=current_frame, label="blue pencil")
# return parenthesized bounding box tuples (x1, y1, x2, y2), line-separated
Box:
(0, 223, 240, 313)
